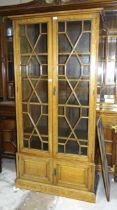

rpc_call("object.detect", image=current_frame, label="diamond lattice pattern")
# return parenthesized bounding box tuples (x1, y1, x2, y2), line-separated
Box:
(58, 20, 91, 155)
(20, 23, 48, 151)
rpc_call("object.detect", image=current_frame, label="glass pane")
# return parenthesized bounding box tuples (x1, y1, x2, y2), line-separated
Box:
(66, 55, 81, 79)
(27, 24, 40, 46)
(41, 23, 47, 33)
(22, 79, 32, 102)
(75, 81, 89, 106)
(35, 35, 47, 53)
(58, 34, 72, 53)
(84, 20, 91, 31)
(66, 107, 80, 127)
(79, 55, 90, 64)
(30, 136, 42, 150)
(58, 81, 71, 104)
(75, 118, 88, 139)
(28, 56, 40, 77)
(67, 21, 82, 45)
(23, 113, 33, 133)
(58, 22, 65, 32)
(20, 36, 32, 53)
(37, 116, 48, 135)
(82, 65, 90, 79)
(30, 105, 41, 123)
(20, 22, 49, 151)
(36, 80, 48, 103)
(39, 56, 47, 64)
(76, 33, 91, 53)
(58, 117, 71, 137)
(58, 55, 68, 64)
(66, 141, 79, 154)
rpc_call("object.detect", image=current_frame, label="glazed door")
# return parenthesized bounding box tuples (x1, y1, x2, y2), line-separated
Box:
(14, 17, 53, 157)
(53, 13, 99, 161)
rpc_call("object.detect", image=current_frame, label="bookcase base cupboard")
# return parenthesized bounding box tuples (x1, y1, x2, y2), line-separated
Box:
(12, 9, 100, 202)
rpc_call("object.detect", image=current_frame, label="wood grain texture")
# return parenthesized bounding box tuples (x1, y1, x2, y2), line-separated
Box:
(0, 0, 117, 17)
(16, 177, 96, 203)
(13, 9, 100, 202)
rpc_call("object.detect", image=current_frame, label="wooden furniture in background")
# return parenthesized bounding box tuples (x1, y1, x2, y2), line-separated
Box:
(5, 18, 15, 100)
(96, 107, 117, 181)
(0, 22, 8, 101)
(97, 11, 117, 105)
(11, 9, 100, 202)
(112, 129, 117, 182)
(96, 11, 117, 179)
(0, 17, 16, 163)
(0, 101, 16, 158)
(0, 123, 2, 172)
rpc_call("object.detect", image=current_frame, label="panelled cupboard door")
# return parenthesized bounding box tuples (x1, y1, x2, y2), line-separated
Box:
(52, 13, 99, 161)
(16, 154, 53, 184)
(14, 17, 53, 157)
(53, 160, 95, 191)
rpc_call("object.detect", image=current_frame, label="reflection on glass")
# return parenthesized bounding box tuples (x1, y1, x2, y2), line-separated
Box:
(108, 37, 117, 60)
(98, 61, 105, 84)
(82, 66, 90, 78)
(79, 55, 90, 64)
(106, 61, 115, 84)
(97, 16, 117, 105)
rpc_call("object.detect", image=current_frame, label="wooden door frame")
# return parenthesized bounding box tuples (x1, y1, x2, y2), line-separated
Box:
(52, 10, 100, 162)
(13, 16, 53, 158)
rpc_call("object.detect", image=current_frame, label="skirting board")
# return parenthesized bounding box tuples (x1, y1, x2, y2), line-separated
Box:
(16, 178, 96, 203)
